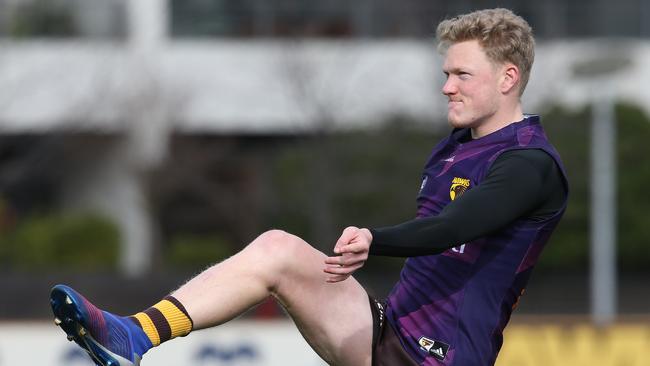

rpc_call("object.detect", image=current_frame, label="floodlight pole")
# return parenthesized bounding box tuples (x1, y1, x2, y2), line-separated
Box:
(572, 54, 627, 327)
(590, 94, 618, 326)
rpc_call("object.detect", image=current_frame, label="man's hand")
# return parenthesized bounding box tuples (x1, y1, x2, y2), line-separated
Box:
(323, 226, 373, 283)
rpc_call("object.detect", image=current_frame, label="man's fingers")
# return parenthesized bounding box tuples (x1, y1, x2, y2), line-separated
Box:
(334, 226, 359, 253)
(327, 226, 370, 283)
(324, 255, 355, 266)
(326, 275, 349, 283)
(324, 256, 343, 265)
(324, 254, 366, 267)
(323, 262, 363, 275)
(336, 242, 368, 254)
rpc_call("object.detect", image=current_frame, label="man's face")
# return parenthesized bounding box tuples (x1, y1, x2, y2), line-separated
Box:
(442, 40, 502, 131)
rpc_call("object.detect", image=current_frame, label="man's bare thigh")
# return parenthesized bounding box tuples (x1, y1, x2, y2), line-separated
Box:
(269, 233, 373, 366)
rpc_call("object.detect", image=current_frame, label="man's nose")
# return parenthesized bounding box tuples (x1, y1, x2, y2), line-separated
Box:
(442, 77, 457, 95)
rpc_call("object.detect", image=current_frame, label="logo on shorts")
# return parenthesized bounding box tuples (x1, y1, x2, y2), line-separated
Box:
(450, 177, 470, 201)
(418, 336, 450, 361)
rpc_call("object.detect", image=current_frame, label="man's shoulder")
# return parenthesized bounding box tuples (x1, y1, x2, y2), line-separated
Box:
(489, 148, 559, 181)
(498, 148, 555, 165)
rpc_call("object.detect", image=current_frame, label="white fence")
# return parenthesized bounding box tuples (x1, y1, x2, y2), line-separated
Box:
(2, 320, 650, 365)
(0, 320, 327, 366)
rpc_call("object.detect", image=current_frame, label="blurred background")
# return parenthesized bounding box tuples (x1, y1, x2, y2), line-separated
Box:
(0, 0, 648, 365)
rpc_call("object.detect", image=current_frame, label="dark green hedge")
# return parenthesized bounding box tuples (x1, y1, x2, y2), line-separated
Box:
(0, 213, 119, 271)
(2, 103, 648, 273)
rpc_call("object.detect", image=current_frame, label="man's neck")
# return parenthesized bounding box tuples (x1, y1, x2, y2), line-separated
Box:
(470, 104, 524, 139)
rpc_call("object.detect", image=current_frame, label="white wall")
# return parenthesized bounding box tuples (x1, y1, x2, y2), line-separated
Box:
(0, 40, 647, 134)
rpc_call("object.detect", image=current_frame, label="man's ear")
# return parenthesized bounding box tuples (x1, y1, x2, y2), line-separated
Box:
(500, 63, 520, 94)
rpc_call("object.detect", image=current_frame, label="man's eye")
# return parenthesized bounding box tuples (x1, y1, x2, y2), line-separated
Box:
(459, 72, 470, 80)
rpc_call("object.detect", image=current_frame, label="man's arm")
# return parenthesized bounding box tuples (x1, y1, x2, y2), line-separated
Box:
(323, 148, 566, 281)
(369, 148, 566, 257)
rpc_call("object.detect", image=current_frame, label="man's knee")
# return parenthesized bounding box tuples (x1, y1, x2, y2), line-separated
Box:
(255, 229, 293, 245)
(243, 230, 316, 290)
(248, 229, 308, 265)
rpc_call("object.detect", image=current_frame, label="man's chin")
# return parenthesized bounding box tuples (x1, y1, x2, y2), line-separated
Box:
(448, 115, 476, 129)
(448, 118, 464, 129)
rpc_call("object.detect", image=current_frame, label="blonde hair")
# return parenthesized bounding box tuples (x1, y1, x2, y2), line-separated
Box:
(436, 8, 535, 95)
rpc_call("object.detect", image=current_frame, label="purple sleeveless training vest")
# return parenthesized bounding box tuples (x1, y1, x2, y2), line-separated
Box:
(385, 115, 568, 365)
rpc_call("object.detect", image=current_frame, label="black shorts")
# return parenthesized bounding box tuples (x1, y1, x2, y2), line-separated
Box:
(368, 296, 419, 366)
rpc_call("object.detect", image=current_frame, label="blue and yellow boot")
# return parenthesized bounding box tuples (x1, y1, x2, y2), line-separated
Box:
(50, 284, 153, 366)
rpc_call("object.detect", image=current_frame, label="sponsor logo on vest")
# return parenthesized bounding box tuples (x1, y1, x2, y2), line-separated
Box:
(450, 177, 470, 200)
(418, 336, 450, 361)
